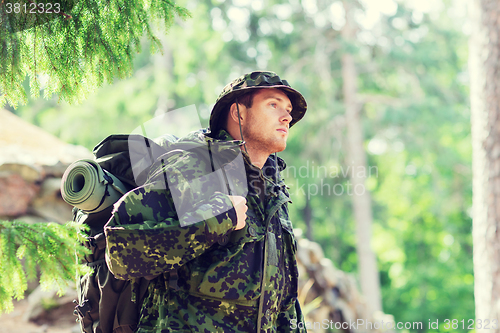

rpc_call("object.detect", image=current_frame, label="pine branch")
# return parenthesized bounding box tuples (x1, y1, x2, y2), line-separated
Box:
(0, 220, 90, 313)
(0, 0, 191, 107)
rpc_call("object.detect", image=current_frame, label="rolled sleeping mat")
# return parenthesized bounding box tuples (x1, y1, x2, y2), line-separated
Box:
(61, 159, 128, 213)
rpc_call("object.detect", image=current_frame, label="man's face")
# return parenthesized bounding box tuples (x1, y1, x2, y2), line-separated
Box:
(241, 88, 293, 154)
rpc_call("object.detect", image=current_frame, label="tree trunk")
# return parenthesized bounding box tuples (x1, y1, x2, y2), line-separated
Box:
(469, 0, 500, 330)
(341, 0, 383, 317)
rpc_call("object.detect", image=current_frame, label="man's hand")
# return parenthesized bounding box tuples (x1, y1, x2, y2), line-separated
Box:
(228, 195, 248, 230)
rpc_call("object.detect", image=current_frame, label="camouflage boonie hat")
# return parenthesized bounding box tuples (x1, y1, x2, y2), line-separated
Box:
(209, 71, 307, 134)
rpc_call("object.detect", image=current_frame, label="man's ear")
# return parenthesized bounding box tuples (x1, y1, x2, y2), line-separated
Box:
(229, 102, 246, 125)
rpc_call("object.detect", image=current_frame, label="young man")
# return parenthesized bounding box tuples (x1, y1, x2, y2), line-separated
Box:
(105, 71, 308, 332)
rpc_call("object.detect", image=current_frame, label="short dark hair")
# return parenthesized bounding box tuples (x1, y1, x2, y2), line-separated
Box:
(236, 90, 256, 109)
(221, 89, 257, 131)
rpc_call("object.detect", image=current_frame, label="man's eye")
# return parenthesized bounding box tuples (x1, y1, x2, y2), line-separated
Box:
(270, 103, 277, 108)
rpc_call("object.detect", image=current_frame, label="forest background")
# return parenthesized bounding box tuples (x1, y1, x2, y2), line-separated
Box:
(1, 0, 472, 330)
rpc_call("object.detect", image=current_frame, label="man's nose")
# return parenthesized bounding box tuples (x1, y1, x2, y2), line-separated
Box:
(281, 110, 292, 123)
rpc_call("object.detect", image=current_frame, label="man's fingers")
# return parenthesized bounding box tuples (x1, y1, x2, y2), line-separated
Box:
(228, 195, 247, 207)
(228, 195, 247, 231)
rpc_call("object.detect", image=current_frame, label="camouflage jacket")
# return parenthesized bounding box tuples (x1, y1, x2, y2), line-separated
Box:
(104, 129, 306, 333)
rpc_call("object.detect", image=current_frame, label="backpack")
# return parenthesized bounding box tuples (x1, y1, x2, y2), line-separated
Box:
(70, 134, 178, 333)
(69, 130, 237, 333)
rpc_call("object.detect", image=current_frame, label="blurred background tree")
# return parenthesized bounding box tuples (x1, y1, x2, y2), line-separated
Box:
(1, 0, 473, 329)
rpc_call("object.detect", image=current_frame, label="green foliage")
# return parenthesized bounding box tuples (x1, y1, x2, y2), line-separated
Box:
(0, 0, 190, 108)
(0, 220, 89, 313)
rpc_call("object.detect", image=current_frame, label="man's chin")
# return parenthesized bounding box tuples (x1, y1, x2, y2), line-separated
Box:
(272, 143, 287, 153)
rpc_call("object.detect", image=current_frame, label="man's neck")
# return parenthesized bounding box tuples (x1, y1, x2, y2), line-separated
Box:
(241, 145, 269, 169)
(219, 128, 270, 169)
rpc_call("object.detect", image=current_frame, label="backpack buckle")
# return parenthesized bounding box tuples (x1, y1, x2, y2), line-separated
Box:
(73, 299, 92, 318)
(86, 233, 106, 250)
(87, 237, 97, 248)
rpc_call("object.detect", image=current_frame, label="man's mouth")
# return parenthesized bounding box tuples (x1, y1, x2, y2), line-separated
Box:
(277, 128, 288, 134)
